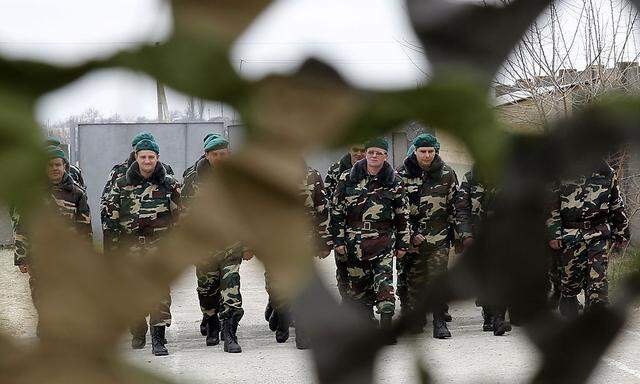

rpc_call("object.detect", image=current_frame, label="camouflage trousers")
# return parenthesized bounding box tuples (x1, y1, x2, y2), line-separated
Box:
(334, 254, 349, 300)
(196, 246, 243, 320)
(130, 292, 172, 337)
(547, 249, 563, 298)
(343, 252, 395, 314)
(560, 238, 609, 306)
(400, 245, 450, 314)
(264, 270, 290, 312)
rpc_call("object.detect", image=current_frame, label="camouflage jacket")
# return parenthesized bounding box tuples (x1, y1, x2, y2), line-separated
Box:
(183, 154, 206, 179)
(102, 162, 180, 250)
(68, 163, 85, 190)
(331, 159, 410, 260)
(12, 172, 92, 266)
(324, 154, 353, 202)
(100, 152, 174, 224)
(181, 157, 246, 256)
(397, 154, 458, 248)
(301, 166, 332, 251)
(547, 163, 630, 244)
(455, 168, 497, 240)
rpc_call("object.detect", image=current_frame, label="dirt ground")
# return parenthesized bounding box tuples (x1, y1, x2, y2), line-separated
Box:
(2, 248, 640, 383)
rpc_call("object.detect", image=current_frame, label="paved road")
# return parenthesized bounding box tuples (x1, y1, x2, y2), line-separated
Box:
(2, 250, 640, 383)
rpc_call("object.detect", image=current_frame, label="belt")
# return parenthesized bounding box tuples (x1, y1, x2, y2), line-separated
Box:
(350, 221, 393, 231)
(563, 219, 606, 230)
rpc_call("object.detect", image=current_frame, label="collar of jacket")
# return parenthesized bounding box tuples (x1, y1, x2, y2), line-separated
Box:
(349, 158, 395, 186)
(126, 161, 166, 185)
(404, 153, 444, 178)
(195, 157, 214, 178)
(339, 153, 353, 173)
(50, 172, 74, 192)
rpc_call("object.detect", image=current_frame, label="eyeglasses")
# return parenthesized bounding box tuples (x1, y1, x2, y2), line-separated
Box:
(366, 150, 387, 157)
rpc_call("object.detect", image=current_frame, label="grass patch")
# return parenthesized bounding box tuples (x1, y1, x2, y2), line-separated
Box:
(608, 246, 640, 294)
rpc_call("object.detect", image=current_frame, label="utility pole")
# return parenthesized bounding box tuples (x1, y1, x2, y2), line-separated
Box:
(156, 80, 169, 121)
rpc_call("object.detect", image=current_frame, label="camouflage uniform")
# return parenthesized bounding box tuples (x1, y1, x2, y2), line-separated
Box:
(12, 172, 92, 310)
(331, 159, 410, 315)
(455, 168, 510, 330)
(397, 153, 458, 317)
(182, 157, 245, 321)
(547, 162, 629, 308)
(68, 164, 85, 190)
(100, 152, 174, 226)
(325, 153, 354, 299)
(265, 166, 332, 310)
(102, 162, 180, 334)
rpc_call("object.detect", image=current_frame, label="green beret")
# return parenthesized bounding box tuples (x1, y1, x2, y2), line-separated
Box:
(46, 145, 66, 161)
(204, 136, 229, 152)
(413, 133, 440, 152)
(131, 132, 156, 147)
(364, 137, 389, 152)
(46, 137, 62, 147)
(203, 133, 221, 144)
(135, 139, 160, 154)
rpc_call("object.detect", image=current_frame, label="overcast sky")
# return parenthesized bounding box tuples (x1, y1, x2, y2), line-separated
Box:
(0, 0, 636, 123)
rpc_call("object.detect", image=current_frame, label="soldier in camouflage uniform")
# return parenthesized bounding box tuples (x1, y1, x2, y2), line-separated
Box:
(455, 166, 511, 336)
(181, 135, 253, 353)
(103, 139, 180, 356)
(265, 164, 332, 348)
(331, 138, 409, 340)
(547, 160, 629, 319)
(46, 137, 85, 190)
(397, 133, 457, 339)
(324, 144, 365, 301)
(12, 146, 92, 335)
(100, 132, 174, 229)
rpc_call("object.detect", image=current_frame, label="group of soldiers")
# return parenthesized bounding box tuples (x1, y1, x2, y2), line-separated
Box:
(12, 130, 631, 356)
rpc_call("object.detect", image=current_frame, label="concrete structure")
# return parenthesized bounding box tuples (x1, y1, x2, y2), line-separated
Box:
(78, 121, 226, 244)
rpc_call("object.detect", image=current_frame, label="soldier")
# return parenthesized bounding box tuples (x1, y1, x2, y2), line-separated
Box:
(103, 139, 180, 356)
(12, 145, 92, 334)
(455, 166, 511, 336)
(100, 132, 174, 229)
(331, 138, 409, 340)
(265, 164, 333, 349)
(181, 135, 254, 353)
(547, 160, 629, 319)
(397, 133, 457, 339)
(45, 137, 85, 190)
(324, 144, 365, 303)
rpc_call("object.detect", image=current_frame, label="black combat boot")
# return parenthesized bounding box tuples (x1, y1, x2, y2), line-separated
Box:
(264, 301, 273, 323)
(275, 311, 290, 343)
(443, 304, 452, 322)
(482, 306, 493, 332)
(222, 318, 242, 353)
(205, 313, 220, 346)
(559, 296, 580, 320)
(151, 326, 169, 356)
(295, 325, 311, 350)
(268, 309, 279, 332)
(380, 313, 397, 345)
(432, 312, 452, 339)
(200, 314, 208, 336)
(130, 319, 148, 349)
(492, 309, 511, 336)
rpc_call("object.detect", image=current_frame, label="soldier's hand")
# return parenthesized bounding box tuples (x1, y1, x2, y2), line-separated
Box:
(462, 237, 474, 249)
(549, 239, 563, 250)
(412, 234, 425, 246)
(242, 250, 255, 261)
(335, 245, 347, 255)
(395, 250, 407, 259)
(18, 265, 29, 274)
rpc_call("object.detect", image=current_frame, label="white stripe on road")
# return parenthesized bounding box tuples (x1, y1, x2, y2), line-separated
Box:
(603, 358, 640, 379)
